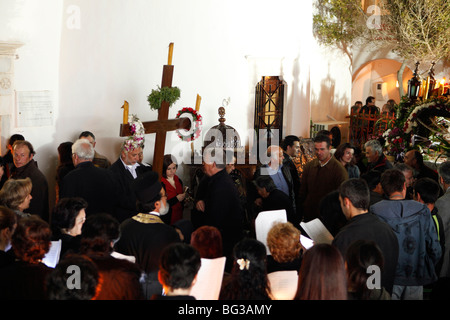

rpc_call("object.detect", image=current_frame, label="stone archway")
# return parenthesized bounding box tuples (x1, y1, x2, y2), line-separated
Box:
(351, 59, 413, 108)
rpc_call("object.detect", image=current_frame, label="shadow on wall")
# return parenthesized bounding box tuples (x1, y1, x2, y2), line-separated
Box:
(285, 55, 310, 138)
(310, 70, 349, 124)
(246, 54, 310, 144)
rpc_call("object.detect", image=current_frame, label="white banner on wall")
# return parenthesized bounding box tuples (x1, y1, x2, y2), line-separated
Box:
(16, 90, 54, 127)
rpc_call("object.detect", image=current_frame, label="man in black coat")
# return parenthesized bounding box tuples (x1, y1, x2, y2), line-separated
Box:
(253, 175, 296, 227)
(332, 178, 399, 295)
(59, 139, 119, 217)
(194, 148, 245, 271)
(282, 135, 302, 222)
(251, 145, 297, 224)
(114, 171, 180, 299)
(109, 140, 153, 223)
(10, 140, 49, 221)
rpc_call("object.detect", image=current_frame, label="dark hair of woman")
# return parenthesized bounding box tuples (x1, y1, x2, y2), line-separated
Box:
(51, 197, 88, 238)
(190, 225, 223, 259)
(220, 238, 271, 300)
(345, 240, 384, 300)
(294, 243, 347, 300)
(80, 213, 120, 255)
(12, 215, 52, 264)
(47, 254, 100, 300)
(334, 142, 356, 167)
(0, 205, 16, 233)
(162, 154, 177, 179)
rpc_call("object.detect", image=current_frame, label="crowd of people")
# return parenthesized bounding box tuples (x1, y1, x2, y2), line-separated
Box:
(0, 124, 449, 301)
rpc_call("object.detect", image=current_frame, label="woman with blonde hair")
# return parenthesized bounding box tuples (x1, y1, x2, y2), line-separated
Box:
(266, 222, 302, 273)
(0, 178, 32, 219)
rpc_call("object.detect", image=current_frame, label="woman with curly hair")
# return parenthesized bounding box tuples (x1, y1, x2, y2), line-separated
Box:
(0, 215, 52, 299)
(219, 238, 271, 300)
(266, 222, 302, 273)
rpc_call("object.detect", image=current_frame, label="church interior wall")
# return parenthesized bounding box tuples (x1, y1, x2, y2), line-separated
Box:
(1, 0, 355, 208)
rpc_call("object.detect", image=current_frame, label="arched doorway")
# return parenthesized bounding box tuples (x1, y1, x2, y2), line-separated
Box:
(352, 59, 413, 109)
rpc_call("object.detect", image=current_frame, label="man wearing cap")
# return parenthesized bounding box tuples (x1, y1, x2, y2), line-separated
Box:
(109, 138, 152, 223)
(114, 171, 181, 299)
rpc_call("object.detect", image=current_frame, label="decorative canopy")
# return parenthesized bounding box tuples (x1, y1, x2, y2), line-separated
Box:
(202, 105, 243, 152)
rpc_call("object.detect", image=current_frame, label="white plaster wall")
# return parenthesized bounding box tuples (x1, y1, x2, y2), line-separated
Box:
(0, 0, 356, 205)
(0, 0, 63, 207)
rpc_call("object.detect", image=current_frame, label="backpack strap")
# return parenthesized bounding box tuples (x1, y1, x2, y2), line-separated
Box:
(432, 215, 441, 242)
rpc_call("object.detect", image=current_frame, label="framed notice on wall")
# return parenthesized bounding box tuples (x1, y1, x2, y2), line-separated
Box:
(15, 90, 54, 127)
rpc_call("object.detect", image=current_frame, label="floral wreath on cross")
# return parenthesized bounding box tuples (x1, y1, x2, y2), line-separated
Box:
(176, 107, 202, 142)
(124, 114, 145, 152)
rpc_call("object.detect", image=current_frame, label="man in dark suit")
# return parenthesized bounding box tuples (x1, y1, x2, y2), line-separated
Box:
(109, 140, 152, 222)
(194, 148, 245, 271)
(59, 139, 119, 217)
(282, 135, 302, 221)
(253, 175, 296, 226)
(252, 145, 297, 223)
(333, 178, 399, 295)
(359, 96, 380, 115)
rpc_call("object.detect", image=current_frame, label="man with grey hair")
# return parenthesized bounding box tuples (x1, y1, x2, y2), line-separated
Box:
(193, 147, 244, 272)
(60, 139, 119, 217)
(79, 131, 111, 168)
(109, 139, 152, 222)
(364, 139, 393, 174)
(435, 161, 450, 278)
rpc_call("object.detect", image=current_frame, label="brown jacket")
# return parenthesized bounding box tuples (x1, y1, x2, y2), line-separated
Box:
(299, 156, 348, 222)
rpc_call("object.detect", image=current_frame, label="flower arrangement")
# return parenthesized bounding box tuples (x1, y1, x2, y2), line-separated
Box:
(403, 96, 450, 135)
(124, 114, 145, 152)
(147, 86, 181, 111)
(382, 127, 408, 159)
(176, 107, 202, 142)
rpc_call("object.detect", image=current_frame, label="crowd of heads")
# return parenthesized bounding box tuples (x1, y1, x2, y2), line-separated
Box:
(1, 120, 449, 302)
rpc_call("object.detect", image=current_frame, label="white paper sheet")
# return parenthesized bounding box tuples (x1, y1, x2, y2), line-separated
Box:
(42, 240, 62, 268)
(300, 218, 334, 245)
(300, 234, 314, 250)
(255, 210, 287, 255)
(190, 257, 226, 300)
(268, 270, 299, 300)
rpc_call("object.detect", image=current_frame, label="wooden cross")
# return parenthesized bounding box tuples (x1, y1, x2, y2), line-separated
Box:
(119, 43, 191, 178)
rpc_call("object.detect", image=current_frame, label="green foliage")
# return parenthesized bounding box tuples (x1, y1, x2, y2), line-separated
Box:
(380, 0, 450, 64)
(312, 0, 366, 47)
(313, 0, 450, 65)
(147, 86, 181, 110)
